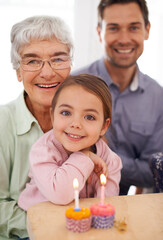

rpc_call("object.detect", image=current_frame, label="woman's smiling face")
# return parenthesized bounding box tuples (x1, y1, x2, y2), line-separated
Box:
(17, 38, 71, 112)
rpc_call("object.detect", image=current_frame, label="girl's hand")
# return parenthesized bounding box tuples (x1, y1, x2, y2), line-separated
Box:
(81, 150, 108, 179)
(89, 151, 108, 178)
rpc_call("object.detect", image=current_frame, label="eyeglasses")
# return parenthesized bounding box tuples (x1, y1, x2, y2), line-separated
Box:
(20, 55, 71, 71)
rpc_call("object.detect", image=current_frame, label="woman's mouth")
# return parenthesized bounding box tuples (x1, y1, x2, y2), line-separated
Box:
(36, 83, 60, 88)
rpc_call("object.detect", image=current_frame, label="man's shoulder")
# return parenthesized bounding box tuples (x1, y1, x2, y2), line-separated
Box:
(71, 59, 101, 76)
(140, 71, 163, 94)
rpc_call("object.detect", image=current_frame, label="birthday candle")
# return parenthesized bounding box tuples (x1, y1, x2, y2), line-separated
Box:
(100, 174, 106, 206)
(73, 178, 80, 210)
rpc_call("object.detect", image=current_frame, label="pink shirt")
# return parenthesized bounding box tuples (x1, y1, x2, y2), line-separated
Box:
(18, 130, 122, 210)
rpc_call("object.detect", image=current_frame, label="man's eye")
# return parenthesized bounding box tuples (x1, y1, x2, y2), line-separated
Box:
(109, 27, 117, 31)
(61, 111, 71, 116)
(130, 26, 139, 31)
(107, 26, 118, 32)
(85, 115, 95, 120)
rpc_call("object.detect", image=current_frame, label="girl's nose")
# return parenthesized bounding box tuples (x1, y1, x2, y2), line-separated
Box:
(70, 119, 82, 129)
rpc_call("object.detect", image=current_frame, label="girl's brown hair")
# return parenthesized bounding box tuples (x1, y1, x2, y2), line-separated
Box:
(51, 73, 112, 122)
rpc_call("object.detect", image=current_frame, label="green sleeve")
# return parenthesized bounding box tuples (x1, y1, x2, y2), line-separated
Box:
(0, 107, 28, 239)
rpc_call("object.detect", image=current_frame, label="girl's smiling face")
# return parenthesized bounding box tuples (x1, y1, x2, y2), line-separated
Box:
(51, 85, 110, 154)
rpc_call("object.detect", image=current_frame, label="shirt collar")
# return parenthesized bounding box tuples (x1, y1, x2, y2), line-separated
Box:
(100, 58, 145, 92)
(130, 70, 138, 91)
(130, 65, 145, 92)
(98, 58, 113, 87)
(16, 91, 39, 135)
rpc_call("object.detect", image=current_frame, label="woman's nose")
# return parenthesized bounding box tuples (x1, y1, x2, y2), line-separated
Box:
(39, 61, 56, 80)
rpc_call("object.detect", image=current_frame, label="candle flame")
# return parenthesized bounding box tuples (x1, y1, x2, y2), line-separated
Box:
(100, 174, 106, 185)
(73, 178, 79, 189)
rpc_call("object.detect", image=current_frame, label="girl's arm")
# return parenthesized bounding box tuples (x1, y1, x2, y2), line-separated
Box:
(28, 142, 94, 205)
(81, 149, 108, 179)
(92, 139, 122, 197)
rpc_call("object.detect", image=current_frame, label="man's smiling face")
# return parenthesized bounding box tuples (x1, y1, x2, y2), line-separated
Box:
(97, 2, 150, 68)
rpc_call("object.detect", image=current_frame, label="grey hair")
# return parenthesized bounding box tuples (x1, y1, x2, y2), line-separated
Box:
(10, 15, 74, 70)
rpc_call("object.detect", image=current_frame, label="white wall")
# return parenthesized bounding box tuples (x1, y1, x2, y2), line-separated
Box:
(73, 0, 102, 70)
(138, 0, 163, 86)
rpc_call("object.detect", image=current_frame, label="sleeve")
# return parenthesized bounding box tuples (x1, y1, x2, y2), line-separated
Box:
(29, 141, 94, 205)
(95, 140, 122, 197)
(120, 110, 163, 188)
(0, 108, 27, 239)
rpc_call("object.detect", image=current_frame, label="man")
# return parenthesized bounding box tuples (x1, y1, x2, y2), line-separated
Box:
(72, 0, 163, 195)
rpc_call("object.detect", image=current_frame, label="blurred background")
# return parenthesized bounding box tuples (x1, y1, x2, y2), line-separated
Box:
(0, 0, 163, 104)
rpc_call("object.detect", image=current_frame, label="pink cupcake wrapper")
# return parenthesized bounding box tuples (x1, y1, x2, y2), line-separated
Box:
(66, 216, 92, 232)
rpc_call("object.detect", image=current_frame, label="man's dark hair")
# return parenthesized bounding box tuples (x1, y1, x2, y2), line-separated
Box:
(98, 0, 149, 28)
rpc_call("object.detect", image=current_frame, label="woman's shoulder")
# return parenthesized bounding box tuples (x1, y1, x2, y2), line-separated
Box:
(0, 93, 23, 116)
(0, 93, 25, 135)
(0, 99, 17, 126)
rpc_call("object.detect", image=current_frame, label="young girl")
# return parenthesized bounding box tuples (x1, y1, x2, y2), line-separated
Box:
(18, 74, 122, 210)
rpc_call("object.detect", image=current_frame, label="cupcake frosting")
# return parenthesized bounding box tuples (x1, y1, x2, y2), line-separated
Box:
(90, 203, 115, 216)
(65, 207, 91, 220)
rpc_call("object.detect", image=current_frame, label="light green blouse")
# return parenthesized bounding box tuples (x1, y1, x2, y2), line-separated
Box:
(0, 92, 43, 239)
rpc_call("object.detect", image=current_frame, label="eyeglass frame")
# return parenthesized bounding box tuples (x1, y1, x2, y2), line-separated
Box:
(19, 55, 72, 72)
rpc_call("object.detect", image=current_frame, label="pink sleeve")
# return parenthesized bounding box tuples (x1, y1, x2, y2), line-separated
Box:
(95, 140, 122, 197)
(29, 142, 94, 205)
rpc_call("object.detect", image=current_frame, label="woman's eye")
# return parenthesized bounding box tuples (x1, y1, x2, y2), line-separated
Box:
(52, 58, 62, 63)
(27, 59, 40, 65)
(51, 57, 64, 63)
(85, 115, 95, 121)
(61, 111, 71, 116)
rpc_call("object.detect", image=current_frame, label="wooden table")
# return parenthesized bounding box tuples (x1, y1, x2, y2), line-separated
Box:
(27, 193, 163, 240)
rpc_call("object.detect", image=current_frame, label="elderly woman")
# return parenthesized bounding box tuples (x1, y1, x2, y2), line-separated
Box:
(0, 16, 74, 240)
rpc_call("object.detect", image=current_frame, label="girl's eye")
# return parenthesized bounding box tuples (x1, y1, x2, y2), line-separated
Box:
(85, 115, 95, 121)
(61, 111, 71, 116)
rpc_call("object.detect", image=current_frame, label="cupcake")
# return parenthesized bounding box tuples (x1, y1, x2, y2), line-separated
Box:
(65, 207, 92, 232)
(90, 202, 115, 229)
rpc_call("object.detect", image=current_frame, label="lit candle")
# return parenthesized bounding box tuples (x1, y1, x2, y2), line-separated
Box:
(73, 178, 80, 211)
(100, 174, 106, 206)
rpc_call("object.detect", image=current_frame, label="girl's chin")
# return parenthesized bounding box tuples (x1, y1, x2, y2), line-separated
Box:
(64, 147, 81, 155)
